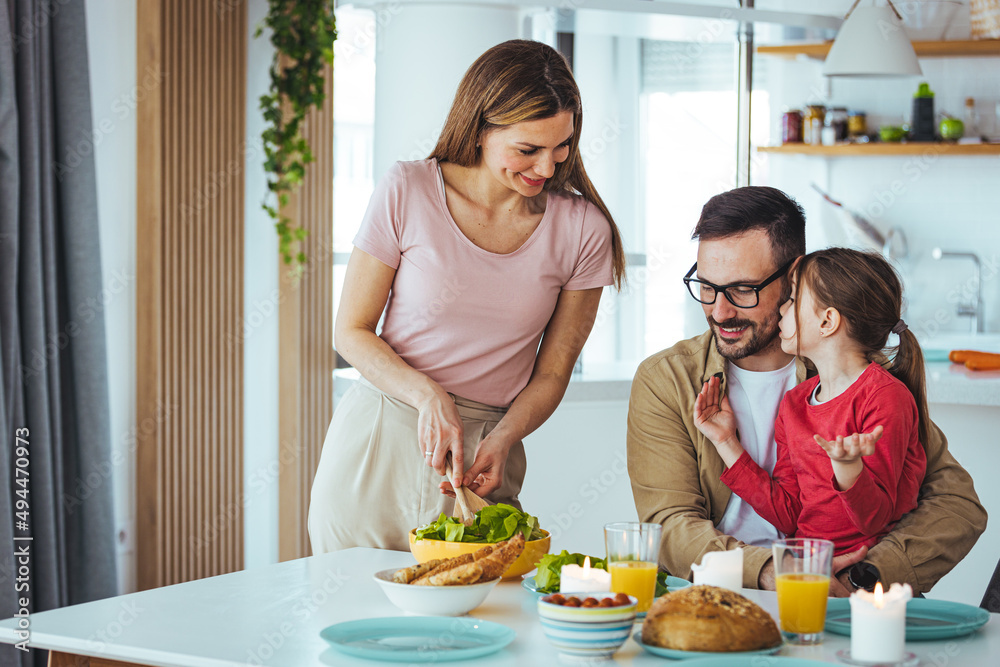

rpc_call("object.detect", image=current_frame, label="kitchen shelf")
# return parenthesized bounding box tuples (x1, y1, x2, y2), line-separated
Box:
(757, 39, 1000, 60)
(757, 143, 1000, 156)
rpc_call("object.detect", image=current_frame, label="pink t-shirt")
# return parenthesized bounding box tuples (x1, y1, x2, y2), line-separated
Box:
(353, 159, 614, 407)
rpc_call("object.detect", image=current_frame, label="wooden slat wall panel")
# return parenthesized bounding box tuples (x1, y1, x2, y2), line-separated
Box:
(137, 0, 246, 589)
(278, 63, 335, 561)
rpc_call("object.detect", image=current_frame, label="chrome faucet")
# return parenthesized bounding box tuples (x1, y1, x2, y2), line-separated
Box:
(932, 248, 984, 334)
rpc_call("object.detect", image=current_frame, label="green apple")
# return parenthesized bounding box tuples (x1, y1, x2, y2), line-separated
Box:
(939, 117, 965, 141)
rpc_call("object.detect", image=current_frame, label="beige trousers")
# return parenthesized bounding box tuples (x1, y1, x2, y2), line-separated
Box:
(307, 378, 527, 553)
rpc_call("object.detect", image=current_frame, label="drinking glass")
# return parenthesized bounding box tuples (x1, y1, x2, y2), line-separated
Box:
(772, 538, 834, 645)
(604, 522, 662, 613)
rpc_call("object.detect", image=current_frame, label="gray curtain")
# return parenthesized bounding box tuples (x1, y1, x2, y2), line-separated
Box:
(1, 1, 117, 665)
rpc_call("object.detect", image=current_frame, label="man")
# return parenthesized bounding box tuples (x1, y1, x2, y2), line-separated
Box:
(627, 186, 986, 595)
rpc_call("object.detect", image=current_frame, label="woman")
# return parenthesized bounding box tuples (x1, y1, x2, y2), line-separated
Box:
(308, 39, 626, 552)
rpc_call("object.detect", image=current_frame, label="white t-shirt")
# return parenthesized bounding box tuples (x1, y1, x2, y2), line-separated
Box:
(715, 359, 798, 546)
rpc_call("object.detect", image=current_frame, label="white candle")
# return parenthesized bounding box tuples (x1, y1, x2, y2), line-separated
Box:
(559, 557, 611, 593)
(849, 582, 912, 663)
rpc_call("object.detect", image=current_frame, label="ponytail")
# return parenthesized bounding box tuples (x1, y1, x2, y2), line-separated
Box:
(888, 329, 929, 447)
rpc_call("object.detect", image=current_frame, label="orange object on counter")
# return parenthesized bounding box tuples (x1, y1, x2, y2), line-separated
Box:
(948, 350, 1000, 370)
(965, 356, 1000, 371)
(949, 350, 1000, 363)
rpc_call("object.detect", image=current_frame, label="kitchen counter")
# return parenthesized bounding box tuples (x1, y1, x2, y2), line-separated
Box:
(337, 358, 1000, 407)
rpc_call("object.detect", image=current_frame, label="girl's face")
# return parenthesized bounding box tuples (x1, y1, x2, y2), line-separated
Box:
(779, 278, 824, 357)
(478, 111, 574, 198)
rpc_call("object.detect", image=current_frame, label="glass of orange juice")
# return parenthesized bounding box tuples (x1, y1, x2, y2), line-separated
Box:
(772, 538, 834, 645)
(604, 522, 662, 613)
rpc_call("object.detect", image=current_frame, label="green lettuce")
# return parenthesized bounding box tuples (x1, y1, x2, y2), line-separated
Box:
(413, 504, 545, 544)
(532, 550, 607, 594)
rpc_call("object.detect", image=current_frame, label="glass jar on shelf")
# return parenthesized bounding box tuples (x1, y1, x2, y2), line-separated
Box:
(803, 104, 826, 145)
(823, 107, 848, 145)
(847, 111, 867, 140)
(782, 109, 803, 144)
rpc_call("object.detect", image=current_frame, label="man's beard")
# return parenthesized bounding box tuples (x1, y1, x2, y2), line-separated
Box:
(710, 312, 781, 361)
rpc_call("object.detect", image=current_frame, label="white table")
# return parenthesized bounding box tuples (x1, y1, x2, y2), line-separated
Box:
(1, 548, 997, 666)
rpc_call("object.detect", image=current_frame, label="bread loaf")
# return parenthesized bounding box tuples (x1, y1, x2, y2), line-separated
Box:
(641, 585, 781, 652)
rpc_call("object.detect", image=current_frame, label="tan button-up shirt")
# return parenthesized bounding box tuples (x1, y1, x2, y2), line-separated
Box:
(627, 330, 987, 592)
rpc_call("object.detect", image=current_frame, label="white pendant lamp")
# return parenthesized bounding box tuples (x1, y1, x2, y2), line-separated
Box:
(823, 0, 922, 77)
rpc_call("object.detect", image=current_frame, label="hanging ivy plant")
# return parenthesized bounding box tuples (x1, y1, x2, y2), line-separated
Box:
(255, 0, 337, 267)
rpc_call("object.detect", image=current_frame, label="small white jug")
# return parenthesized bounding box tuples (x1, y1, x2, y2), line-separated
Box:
(691, 548, 743, 591)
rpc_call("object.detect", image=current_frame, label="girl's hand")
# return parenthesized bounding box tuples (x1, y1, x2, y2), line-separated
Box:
(694, 376, 739, 449)
(416, 390, 465, 483)
(439, 430, 513, 499)
(814, 425, 884, 463)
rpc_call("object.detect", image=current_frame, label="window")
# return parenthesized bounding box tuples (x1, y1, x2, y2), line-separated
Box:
(332, 7, 377, 331)
(331, 8, 777, 374)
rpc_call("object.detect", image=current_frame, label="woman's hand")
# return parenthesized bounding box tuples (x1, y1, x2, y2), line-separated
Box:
(438, 429, 514, 500)
(693, 375, 743, 467)
(416, 390, 465, 483)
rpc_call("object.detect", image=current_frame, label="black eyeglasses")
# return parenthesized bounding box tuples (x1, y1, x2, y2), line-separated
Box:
(683, 258, 794, 309)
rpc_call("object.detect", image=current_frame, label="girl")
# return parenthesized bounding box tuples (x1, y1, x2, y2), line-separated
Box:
(694, 248, 927, 556)
(308, 40, 625, 552)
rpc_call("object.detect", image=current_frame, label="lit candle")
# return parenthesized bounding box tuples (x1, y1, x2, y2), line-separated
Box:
(559, 557, 611, 593)
(849, 582, 912, 663)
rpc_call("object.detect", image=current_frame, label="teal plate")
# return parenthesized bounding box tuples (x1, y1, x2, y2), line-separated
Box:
(320, 617, 515, 663)
(633, 631, 782, 659)
(825, 598, 991, 641)
(676, 658, 826, 666)
(522, 575, 691, 598)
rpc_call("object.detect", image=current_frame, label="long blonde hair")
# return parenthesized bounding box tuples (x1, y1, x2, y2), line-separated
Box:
(429, 39, 626, 289)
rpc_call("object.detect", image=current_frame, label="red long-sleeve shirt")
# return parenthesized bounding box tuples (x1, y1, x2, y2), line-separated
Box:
(721, 363, 927, 556)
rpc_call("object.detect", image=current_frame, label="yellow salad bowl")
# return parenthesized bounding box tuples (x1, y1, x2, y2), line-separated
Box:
(408, 529, 551, 580)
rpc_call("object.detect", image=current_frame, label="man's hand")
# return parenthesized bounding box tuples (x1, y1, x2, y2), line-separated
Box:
(761, 545, 867, 596)
(758, 558, 776, 590)
(830, 545, 868, 597)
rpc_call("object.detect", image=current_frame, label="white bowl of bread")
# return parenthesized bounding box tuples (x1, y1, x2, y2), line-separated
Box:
(374, 534, 524, 616)
(639, 585, 783, 654)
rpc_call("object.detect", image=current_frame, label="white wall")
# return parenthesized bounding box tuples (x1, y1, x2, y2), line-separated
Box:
(520, 401, 636, 559)
(84, 0, 138, 594)
(242, 0, 281, 572)
(371, 2, 522, 180)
